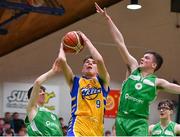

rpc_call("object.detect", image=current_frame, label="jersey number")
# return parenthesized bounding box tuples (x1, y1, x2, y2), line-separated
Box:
(96, 100, 101, 108)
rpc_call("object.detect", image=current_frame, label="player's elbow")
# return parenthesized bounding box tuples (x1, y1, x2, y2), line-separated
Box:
(58, 57, 67, 65)
(34, 79, 42, 87)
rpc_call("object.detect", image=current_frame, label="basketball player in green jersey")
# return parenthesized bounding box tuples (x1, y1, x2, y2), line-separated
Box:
(25, 59, 63, 136)
(149, 100, 180, 136)
(95, 3, 180, 136)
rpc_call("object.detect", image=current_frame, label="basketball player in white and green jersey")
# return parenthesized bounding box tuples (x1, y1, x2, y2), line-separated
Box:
(25, 59, 63, 136)
(95, 3, 180, 136)
(149, 100, 180, 136)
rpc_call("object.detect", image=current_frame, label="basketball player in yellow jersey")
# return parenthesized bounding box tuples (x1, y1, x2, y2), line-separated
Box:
(57, 31, 110, 136)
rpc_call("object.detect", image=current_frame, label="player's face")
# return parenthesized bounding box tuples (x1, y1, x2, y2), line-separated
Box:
(139, 53, 156, 70)
(82, 58, 97, 77)
(158, 105, 172, 119)
(38, 89, 45, 105)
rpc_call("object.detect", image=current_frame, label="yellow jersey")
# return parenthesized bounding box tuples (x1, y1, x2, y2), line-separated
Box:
(67, 76, 110, 136)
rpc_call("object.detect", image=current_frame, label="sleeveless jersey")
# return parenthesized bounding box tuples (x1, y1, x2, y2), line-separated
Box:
(67, 76, 110, 136)
(25, 107, 63, 136)
(152, 121, 176, 136)
(118, 68, 157, 118)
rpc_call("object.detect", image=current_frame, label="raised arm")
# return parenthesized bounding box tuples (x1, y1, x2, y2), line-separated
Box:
(79, 32, 110, 88)
(27, 59, 61, 112)
(57, 43, 74, 89)
(156, 78, 180, 94)
(95, 3, 138, 72)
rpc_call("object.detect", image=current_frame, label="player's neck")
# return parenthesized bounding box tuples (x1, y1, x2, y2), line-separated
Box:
(83, 74, 97, 79)
(37, 103, 44, 107)
(140, 70, 154, 77)
(160, 118, 171, 128)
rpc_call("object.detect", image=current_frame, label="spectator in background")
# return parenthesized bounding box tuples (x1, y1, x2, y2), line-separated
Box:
(10, 112, 25, 135)
(149, 100, 180, 136)
(105, 130, 111, 136)
(18, 126, 27, 136)
(3, 112, 12, 123)
(2, 121, 14, 135)
(3, 128, 14, 136)
(0, 118, 4, 135)
(3, 122, 11, 130)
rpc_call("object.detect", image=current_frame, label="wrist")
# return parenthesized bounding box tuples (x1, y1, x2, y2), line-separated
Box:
(83, 39, 89, 44)
(105, 15, 111, 21)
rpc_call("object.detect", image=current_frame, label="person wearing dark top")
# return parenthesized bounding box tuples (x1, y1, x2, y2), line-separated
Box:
(10, 112, 24, 135)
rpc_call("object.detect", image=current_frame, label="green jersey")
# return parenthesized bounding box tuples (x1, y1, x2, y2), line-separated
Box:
(152, 121, 176, 136)
(118, 68, 157, 118)
(25, 107, 63, 136)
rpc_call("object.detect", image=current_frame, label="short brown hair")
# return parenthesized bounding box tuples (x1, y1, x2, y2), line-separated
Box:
(158, 99, 174, 110)
(83, 56, 94, 64)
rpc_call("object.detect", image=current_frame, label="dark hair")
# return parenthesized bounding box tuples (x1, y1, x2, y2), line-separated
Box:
(4, 121, 10, 125)
(59, 117, 64, 121)
(83, 56, 94, 64)
(12, 112, 18, 116)
(144, 51, 163, 72)
(27, 86, 46, 99)
(5, 112, 10, 115)
(158, 99, 174, 110)
(105, 130, 111, 136)
(5, 128, 14, 136)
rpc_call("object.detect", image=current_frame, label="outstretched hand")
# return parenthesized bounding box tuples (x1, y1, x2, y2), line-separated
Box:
(95, 2, 109, 18)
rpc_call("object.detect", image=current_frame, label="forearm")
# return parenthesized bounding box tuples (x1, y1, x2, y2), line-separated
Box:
(84, 38, 103, 63)
(105, 16, 138, 69)
(95, 2, 125, 45)
(27, 69, 55, 111)
(58, 44, 74, 87)
(105, 16, 125, 46)
(35, 69, 55, 85)
(105, 16, 131, 59)
(95, 2, 134, 65)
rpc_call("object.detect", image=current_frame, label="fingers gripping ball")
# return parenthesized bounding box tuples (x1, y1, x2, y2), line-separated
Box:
(62, 31, 84, 54)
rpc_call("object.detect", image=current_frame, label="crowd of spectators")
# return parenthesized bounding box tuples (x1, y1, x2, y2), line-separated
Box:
(0, 112, 26, 136)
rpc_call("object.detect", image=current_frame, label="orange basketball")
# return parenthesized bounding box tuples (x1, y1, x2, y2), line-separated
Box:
(62, 31, 84, 54)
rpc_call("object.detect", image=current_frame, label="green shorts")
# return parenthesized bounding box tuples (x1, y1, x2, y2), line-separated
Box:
(115, 116, 148, 136)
